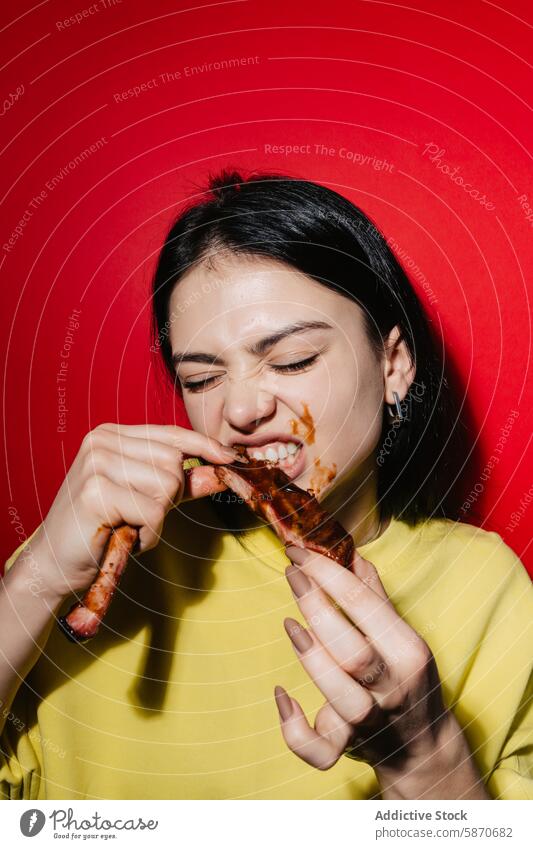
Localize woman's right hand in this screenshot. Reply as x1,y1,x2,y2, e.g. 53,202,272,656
31,423,238,601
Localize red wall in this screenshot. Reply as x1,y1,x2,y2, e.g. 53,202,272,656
2,0,532,574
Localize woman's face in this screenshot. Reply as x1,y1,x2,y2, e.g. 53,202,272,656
169,253,386,501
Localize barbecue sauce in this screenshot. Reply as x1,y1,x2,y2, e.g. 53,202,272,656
288,402,336,496
289,402,315,445
308,458,337,497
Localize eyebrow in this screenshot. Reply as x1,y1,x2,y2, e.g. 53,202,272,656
172,320,333,368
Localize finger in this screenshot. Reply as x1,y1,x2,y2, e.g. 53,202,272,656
283,616,377,727
85,430,183,476
82,448,180,508
313,699,355,754
274,686,341,770
352,550,389,602
85,430,229,502
285,545,414,665
182,465,228,501
79,475,166,553
285,564,390,690
99,424,239,464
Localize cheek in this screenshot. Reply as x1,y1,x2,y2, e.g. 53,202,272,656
182,393,220,436
269,358,383,442
318,364,384,455
265,368,332,431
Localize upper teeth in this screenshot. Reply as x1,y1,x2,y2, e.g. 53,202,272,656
248,441,300,462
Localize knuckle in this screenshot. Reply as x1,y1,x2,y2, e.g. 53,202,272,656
80,474,107,505
348,694,375,725
158,468,179,490
138,527,159,552
166,472,182,499
284,729,308,754
140,536,158,553
377,685,404,711
343,646,375,678
81,431,94,451
155,476,180,509
81,447,107,477
316,757,336,771
406,640,432,677
152,469,181,502
148,502,165,527
357,659,388,687
81,430,104,455
161,446,180,470
411,638,431,666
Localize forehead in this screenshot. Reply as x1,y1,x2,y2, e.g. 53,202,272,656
168,254,352,353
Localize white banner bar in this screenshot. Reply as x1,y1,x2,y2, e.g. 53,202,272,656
2,799,532,848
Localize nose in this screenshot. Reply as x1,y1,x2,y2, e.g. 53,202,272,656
222,376,276,432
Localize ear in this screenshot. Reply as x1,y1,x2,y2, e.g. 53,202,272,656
382,325,416,405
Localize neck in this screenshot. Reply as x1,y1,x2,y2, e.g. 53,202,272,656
320,454,387,547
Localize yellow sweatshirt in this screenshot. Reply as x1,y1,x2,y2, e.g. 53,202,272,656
1,498,532,800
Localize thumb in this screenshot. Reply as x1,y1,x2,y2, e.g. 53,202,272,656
182,464,228,501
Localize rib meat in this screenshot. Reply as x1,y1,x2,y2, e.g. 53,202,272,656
58,525,139,643
214,452,354,568
58,451,353,645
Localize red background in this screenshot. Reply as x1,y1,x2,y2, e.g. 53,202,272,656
1,0,532,574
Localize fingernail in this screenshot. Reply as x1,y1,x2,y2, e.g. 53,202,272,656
274,685,293,721
284,617,313,653
220,446,238,459
285,563,312,597
285,544,307,562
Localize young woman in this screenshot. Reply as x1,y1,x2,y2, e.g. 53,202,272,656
1,171,531,801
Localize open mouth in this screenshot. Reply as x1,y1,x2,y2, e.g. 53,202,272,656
242,440,305,478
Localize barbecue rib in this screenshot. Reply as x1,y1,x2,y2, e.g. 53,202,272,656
214,450,354,568
58,456,202,643
58,525,139,643
58,450,353,644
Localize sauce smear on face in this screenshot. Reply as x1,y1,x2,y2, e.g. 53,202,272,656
288,402,336,495
289,402,315,445
309,458,337,497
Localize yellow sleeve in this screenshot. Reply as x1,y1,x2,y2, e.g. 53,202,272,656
2,529,40,576
1,528,44,800
463,533,533,801
487,670,533,800
0,707,43,800
437,526,533,801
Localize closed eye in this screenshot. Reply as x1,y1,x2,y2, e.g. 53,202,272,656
182,353,320,392
271,353,319,374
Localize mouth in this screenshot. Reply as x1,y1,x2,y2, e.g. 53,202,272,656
236,439,306,480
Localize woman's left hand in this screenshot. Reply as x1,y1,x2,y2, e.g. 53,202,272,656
274,544,490,799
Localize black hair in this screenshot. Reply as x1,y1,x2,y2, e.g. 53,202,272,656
152,168,463,529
